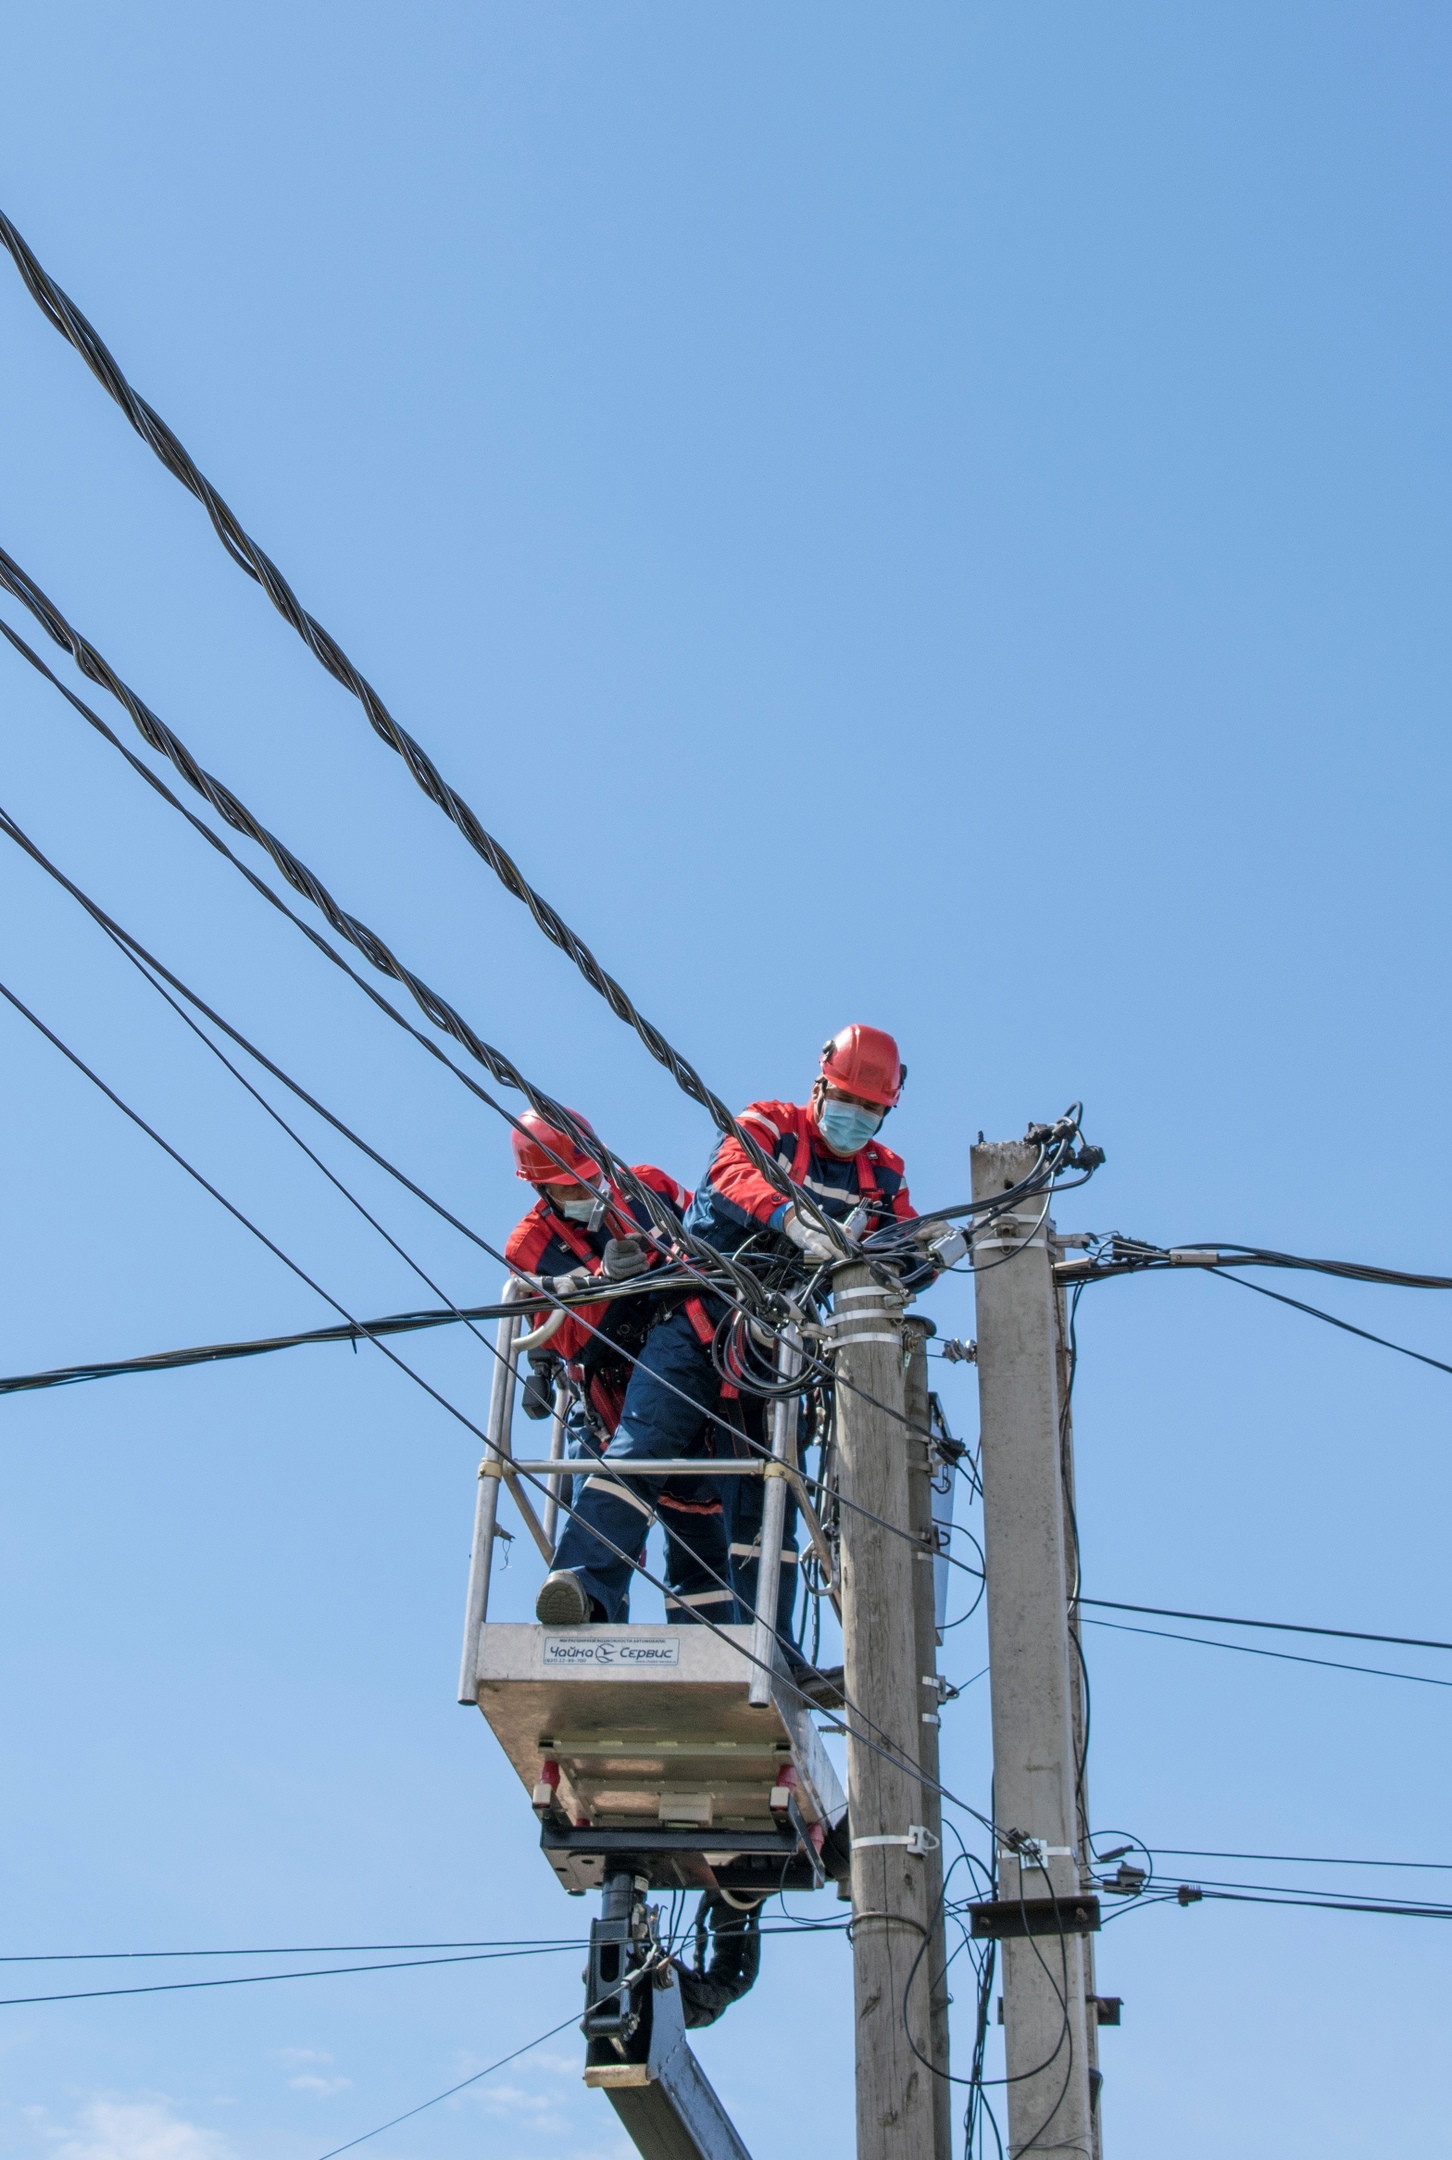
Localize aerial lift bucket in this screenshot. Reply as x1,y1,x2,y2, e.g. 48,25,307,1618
457,1283,848,2157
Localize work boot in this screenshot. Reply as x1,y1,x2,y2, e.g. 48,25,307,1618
535,1569,594,1625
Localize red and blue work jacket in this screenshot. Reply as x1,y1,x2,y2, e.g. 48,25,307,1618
684,1099,917,1258
504,1165,689,1431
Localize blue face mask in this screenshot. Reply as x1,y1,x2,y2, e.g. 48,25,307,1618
818,1100,883,1156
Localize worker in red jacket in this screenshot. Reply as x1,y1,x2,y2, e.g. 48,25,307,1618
536,1026,922,1635
504,1108,689,1442
505,1109,711,1621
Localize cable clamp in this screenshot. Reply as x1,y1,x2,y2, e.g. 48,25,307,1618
478,1456,505,1480
761,1461,791,1480
1000,1838,1072,1865
852,1825,940,1857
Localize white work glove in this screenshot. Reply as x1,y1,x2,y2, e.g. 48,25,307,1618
601,1235,651,1282
781,1206,840,1265
543,1265,596,1298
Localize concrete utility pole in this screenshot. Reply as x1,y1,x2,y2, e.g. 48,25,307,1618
834,1262,934,2160
905,1319,952,2160
971,1141,1100,2159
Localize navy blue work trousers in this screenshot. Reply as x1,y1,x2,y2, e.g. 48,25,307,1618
551,1306,734,1624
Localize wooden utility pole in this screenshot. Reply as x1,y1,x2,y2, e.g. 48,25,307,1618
834,1262,934,2159
971,1142,1100,2158
905,1318,952,2160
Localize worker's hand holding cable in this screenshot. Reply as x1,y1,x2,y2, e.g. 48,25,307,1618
600,1235,651,1281
780,1207,841,1265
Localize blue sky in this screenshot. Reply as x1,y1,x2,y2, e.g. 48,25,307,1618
2,4,1451,2155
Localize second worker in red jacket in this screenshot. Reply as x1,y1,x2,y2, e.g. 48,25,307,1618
537,1025,920,1638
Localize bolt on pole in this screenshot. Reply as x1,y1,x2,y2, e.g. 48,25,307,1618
834,1262,934,2160
971,1142,1100,2158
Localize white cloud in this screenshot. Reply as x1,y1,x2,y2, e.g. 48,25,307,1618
474,2082,565,2132
479,2082,554,2114
278,2048,332,2065
286,2076,352,2098
50,2100,233,2160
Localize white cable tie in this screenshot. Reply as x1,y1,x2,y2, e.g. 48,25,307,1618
851,1825,940,1856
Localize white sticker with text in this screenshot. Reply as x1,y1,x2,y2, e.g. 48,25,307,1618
542,1633,681,1669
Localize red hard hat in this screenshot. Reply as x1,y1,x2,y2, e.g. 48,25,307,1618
511,1108,602,1186
819,1024,905,1109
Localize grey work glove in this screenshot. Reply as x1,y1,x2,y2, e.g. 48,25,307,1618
781,1206,840,1265
601,1235,651,1282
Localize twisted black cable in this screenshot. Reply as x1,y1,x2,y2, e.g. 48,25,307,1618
0,589,1037,1468
1080,1234,1452,1295
0,1294,684,1396
0,647,975,1515
0,969,990,1828
0,556,769,1301
0,786,988,1604
0,209,850,1249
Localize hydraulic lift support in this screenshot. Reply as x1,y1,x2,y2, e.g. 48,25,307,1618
582,1868,752,2160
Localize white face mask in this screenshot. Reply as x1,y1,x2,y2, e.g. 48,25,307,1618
555,1189,603,1225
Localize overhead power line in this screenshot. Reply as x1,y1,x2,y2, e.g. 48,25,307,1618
1080,1615,1452,1691
1148,1847,1452,1874
0,794,980,1602
1195,1888,1452,1923
0,798,993,1650
0,978,991,1843
1065,1235,1452,1378
1068,1236,1452,1294
0,1941,586,2009
0,1936,584,1964
0,558,741,1275
0,207,854,1249
0,607,1085,1499
0,569,834,1301
0,1290,678,1396
1079,1596,1452,1656
1207,1267,1452,1379
312,2004,593,2160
